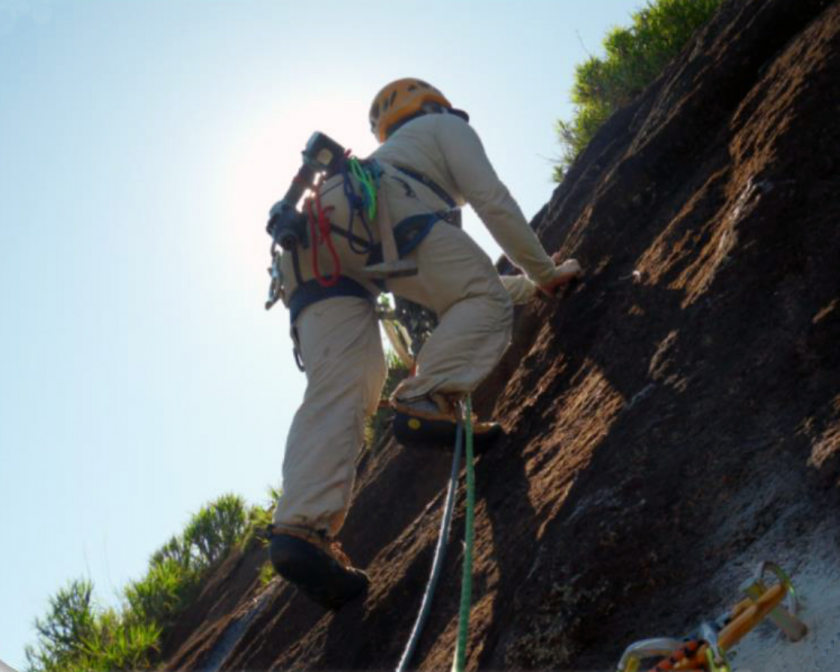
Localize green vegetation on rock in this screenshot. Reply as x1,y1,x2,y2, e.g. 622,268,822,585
25,493,264,672
555,0,722,181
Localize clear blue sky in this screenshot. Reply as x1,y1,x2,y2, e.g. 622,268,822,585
0,0,645,667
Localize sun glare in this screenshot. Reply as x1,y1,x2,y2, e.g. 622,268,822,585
223,91,377,277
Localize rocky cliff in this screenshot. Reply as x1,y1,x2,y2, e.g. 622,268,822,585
158,0,840,668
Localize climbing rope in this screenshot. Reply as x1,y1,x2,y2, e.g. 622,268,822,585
395,414,464,672
643,639,703,672
395,396,477,672
453,398,475,672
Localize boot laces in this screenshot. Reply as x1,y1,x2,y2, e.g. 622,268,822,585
271,525,353,568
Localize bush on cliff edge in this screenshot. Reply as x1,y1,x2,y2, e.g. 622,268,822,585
555,0,722,181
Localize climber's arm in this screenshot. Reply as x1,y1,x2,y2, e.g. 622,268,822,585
435,114,558,287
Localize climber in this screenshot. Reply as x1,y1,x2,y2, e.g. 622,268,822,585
267,78,583,610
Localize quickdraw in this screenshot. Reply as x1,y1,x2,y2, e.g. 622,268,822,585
341,157,378,255
348,157,380,223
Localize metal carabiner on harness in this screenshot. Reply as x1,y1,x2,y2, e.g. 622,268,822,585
290,325,305,372
265,243,285,311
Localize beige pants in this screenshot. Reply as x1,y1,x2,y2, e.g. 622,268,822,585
273,223,513,536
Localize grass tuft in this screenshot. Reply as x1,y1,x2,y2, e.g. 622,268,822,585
25,493,259,672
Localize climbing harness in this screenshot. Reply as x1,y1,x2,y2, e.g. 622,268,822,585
264,130,463,371
265,131,460,298
394,165,458,211
615,561,808,672
396,398,476,672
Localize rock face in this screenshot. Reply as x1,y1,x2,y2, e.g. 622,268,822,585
160,0,840,669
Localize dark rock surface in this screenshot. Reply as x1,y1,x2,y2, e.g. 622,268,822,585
159,1,840,669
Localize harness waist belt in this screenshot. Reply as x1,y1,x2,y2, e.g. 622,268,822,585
289,277,375,324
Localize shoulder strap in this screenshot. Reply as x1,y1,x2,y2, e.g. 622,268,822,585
393,166,457,209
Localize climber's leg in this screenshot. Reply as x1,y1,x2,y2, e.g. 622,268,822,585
387,223,512,445
271,296,386,608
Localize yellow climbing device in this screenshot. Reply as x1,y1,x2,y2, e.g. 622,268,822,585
616,561,808,672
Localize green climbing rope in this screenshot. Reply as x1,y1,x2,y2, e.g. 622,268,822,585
453,396,475,672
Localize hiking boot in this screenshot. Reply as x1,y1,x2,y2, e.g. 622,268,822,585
269,527,369,610
391,396,503,449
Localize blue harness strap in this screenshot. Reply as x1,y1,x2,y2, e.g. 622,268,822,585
394,166,457,208
366,214,441,267
365,169,460,265
288,166,457,325
289,276,375,324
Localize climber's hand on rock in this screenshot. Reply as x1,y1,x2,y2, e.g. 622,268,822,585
538,257,583,297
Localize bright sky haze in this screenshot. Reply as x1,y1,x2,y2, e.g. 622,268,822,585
1,0,646,667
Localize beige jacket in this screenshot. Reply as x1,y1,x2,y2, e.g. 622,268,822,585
278,112,551,306
370,112,557,287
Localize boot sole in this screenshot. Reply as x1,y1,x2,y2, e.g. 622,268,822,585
269,534,369,610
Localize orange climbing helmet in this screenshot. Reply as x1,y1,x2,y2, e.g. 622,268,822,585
369,78,453,143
